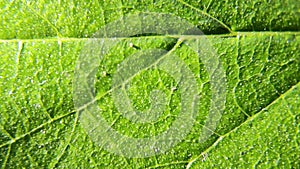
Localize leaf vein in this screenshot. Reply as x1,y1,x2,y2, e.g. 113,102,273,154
49,112,79,168
21,0,62,38
175,0,233,33
186,81,300,167
0,111,75,149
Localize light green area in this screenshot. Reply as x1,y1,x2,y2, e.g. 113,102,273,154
190,82,300,168
0,0,299,168
0,33,299,168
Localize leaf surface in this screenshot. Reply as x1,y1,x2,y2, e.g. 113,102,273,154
0,0,299,168
1,0,299,38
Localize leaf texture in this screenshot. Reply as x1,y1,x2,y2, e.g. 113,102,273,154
0,0,299,168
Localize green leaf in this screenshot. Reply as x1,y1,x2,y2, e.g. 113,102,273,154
189,82,300,168
1,0,299,38
0,1,299,168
